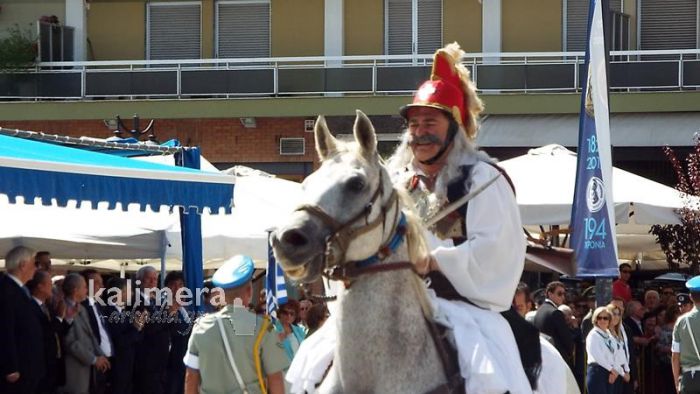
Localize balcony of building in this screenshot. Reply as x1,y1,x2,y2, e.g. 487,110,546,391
1,49,698,101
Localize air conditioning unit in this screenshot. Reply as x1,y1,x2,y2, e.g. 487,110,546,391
304,119,315,132
279,138,305,155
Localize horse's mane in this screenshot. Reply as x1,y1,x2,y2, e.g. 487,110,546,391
393,186,436,318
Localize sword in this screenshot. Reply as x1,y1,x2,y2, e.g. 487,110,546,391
424,172,502,227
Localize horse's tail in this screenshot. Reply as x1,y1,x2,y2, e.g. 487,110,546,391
501,308,542,390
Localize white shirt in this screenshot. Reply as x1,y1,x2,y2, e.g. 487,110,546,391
88,297,113,357
423,159,526,311
586,327,616,371
612,333,630,374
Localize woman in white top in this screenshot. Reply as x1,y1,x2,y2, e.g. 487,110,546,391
586,306,618,394
607,304,631,393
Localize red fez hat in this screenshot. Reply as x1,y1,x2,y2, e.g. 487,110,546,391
400,46,469,127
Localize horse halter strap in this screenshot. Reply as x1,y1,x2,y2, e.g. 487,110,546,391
294,171,404,281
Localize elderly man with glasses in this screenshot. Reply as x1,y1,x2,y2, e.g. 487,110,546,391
534,281,575,369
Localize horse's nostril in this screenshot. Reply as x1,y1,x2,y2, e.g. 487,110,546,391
281,229,308,247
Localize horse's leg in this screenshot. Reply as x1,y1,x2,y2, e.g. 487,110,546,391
317,364,342,394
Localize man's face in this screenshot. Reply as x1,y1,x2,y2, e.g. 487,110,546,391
645,291,660,308
75,277,88,302
168,279,184,294
513,292,529,317
299,300,312,321
548,286,566,306
37,254,52,272
619,266,631,282
141,270,158,289
406,107,451,164
633,303,646,319
681,303,693,314
37,275,53,300
87,273,104,293
20,256,37,283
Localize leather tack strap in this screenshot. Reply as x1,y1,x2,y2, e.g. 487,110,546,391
326,261,415,282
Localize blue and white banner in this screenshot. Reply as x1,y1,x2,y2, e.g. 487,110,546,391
266,233,288,319
572,0,619,277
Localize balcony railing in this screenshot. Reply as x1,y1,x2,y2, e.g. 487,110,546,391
0,49,698,100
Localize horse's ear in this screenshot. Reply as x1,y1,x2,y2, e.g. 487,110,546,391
353,110,377,158
314,115,337,160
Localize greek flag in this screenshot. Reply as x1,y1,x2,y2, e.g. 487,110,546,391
266,233,288,319
571,0,619,277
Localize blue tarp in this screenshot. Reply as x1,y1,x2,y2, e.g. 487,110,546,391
0,134,234,213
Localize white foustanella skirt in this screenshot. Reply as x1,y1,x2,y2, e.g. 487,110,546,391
285,287,540,394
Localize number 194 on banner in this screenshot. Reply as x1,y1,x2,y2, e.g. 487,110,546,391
583,217,607,249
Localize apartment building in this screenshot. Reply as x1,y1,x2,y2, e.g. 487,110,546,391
0,0,698,182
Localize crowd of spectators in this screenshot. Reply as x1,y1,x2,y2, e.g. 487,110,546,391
515,262,691,394
0,246,329,394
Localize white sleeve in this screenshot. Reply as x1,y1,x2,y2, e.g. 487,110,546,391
615,339,629,374
432,163,525,311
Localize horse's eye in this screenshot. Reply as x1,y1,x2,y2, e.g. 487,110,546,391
346,177,365,192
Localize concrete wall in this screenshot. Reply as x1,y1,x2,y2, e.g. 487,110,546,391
87,1,144,60
444,0,482,52
344,0,383,55
271,0,325,56
502,0,561,52
0,0,64,40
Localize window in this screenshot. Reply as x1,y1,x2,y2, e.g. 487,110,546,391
564,0,625,51
147,2,201,60
385,0,442,56
639,0,698,50
216,0,271,58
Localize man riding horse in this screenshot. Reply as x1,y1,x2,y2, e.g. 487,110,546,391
280,43,575,394
385,42,541,393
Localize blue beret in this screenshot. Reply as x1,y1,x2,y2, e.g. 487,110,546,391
212,255,255,289
686,275,700,292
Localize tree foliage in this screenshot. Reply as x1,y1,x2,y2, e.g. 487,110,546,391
0,24,37,71
650,138,700,274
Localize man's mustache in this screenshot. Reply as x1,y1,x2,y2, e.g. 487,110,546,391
408,134,443,146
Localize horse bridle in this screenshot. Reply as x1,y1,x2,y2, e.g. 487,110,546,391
294,171,405,281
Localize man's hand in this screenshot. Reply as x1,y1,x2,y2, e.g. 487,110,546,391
623,373,631,383
5,372,20,383
94,356,111,372
416,254,439,275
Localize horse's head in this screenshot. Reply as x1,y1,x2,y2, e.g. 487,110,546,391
271,110,397,283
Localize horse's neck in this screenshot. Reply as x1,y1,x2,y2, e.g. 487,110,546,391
334,243,443,390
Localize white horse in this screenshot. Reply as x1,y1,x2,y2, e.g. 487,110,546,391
271,111,578,394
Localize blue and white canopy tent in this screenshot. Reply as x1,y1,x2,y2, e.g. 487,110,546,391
0,128,235,309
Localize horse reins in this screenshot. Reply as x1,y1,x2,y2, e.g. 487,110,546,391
294,171,414,284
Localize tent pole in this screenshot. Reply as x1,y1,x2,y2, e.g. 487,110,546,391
160,230,168,288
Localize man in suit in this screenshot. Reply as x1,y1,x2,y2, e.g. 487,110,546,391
164,271,192,394
0,245,45,394
80,270,113,394
534,281,574,368
133,266,178,394
28,270,69,394
62,273,111,394
103,277,145,394
624,300,650,393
